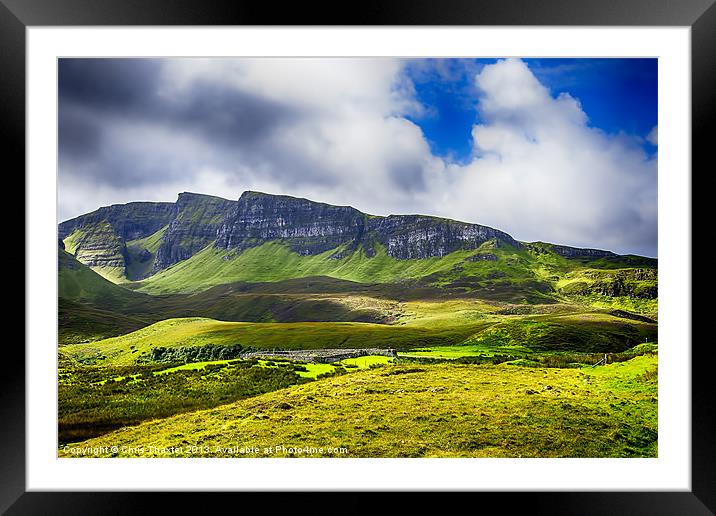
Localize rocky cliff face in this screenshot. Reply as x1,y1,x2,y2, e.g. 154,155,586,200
545,244,616,259
215,191,520,259
58,201,175,241
559,268,658,299
366,215,520,259
59,201,175,281
61,190,629,283
215,192,366,256
59,194,239,278
153,193,237,272
61,220,127,279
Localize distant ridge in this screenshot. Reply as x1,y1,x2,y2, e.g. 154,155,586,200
59,190,647,285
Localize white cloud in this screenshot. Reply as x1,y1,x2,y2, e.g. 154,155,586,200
647,125,658,146
59,58,657,256
433,59,657,256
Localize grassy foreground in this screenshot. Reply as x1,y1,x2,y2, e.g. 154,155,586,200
58,355,395,443
60,354,657,458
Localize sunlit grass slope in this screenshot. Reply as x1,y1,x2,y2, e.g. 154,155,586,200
134,240,596,295
62,309,656,367
135,242,481,294
131,241,657,315
61,317,485,366
61,354,658,458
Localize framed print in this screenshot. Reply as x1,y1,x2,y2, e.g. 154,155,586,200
5,0,713,513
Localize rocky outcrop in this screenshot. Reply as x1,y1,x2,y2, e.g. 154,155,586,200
152,193,237,272
589,268,658,299
60,190,630,280
545,244,616,260
215,191,520,260
215,191,366,256
59,201,175,281
466,252,498,262
58,201,174,241
59,194,238,278
366,215,519,259
61,220,127,275
559,269,658,299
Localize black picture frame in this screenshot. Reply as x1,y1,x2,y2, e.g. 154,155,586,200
5,0,712,513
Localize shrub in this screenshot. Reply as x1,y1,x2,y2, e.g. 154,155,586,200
139,343,244,364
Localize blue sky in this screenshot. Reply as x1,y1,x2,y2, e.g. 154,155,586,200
405,58,657,164
59,58,658,256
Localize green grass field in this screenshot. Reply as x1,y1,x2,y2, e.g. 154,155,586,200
60,353,657,458
134,242,477,294
132,240,626,297
399,345,528,359
60,317,491,366
60,310,656,367
58,359,309,443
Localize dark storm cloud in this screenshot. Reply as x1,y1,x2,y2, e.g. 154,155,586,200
59,58,163,110
58,59,419,201
67,151,197,189
59,59,302,189
58,105,102,159
59,59,298,144
59,59,175,188
170,80,299,146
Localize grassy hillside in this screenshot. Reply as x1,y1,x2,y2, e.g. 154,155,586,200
61,309,656,367
59,242,658,354
135,240,565,295
134,242,478,293
58,299,155,346
157,289,405,325
132,241,657,311
124,225,167,280
462,313,656,353
59,248,467,340
60,354,658,458
60,317,488,366
59,249,150,309
58,249,167,344
59,249,410,344
556,267,658,318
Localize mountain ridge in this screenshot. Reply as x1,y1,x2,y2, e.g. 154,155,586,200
60,190,642,285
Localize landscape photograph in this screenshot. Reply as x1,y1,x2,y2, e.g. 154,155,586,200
57,57,658,458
